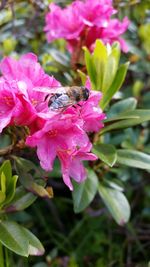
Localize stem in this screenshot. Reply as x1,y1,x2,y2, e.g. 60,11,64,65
0,242,4,267
4,247,9,267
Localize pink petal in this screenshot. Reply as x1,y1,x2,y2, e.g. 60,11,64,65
37,138,57,171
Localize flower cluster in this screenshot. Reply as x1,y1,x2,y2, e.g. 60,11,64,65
44,0,129,52
0,53,105,190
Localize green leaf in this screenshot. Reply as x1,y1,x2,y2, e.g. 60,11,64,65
101,109,150,134
92,144,117,167
0,160,12,187
102,42,120,93
21,228,45,256
1,172,6,193
0,221,29,257
0,161,18,207
72,168,98,213
0,221,44,257
98,183,130,225
49,49,70,67
29,181,53,198
14,157,43,178
105,109,150,123
77,70,87,85
83,46,97,89
117,149,150,170
0,134,11,149
14,157,52,198
106,180,124,192
0,191,6,204
101,119,143,134
107,97,137,118
3,175,18,206
93,40,107,90
5,186,37,212
19,172,50,198
100,62,129,109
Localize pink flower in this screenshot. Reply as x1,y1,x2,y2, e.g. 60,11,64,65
26,115,89,172
80,91,106,132
44,0,129,52
45,2,84,42
0,80,18,133
0,53,52,88
26,83,105,190
57,143,97,190
100,17,130,52
78,0,116,28
0,79,37,132
0,53,60,128
0,53,60,114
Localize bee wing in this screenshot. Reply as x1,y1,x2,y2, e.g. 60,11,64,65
33,86,67,94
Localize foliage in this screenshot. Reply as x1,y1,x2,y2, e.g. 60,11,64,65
0,0,150,266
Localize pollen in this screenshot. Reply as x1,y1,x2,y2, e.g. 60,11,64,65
58,148,73,156
3,96,13,106
31,98,38,106
48,129,58,137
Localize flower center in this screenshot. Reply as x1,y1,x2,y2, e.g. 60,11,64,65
31,98,38,106
3,96,13,106
48,129,58,137
58,148,72,155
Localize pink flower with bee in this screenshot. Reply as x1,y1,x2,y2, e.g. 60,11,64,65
26,80,105,190
0,53,105,190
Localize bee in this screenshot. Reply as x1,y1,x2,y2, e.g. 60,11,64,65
34,86,89,110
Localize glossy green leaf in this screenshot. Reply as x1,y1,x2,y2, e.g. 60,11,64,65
19,172,50,198
0,191,6,204
93,40,107,90
2,175,18,206
101,109,150,134
77,70,87,85
72,168,98,213
5,186,37,212
0,161,18,207
1,172,6,193
0,221,29,257
92,144,117,167
100,62,129,109
105,109,150,123
0,221,44,257
0,160,12,187
101,119,145,134
21,228,45,256
14,157,52,198
14,157,43,178
117,149,150,169
0,172,6,205
102,42,120,92
49,49,70,67
107,97,137,118
83,46,97,89
98,183,130,225
106,180,124,192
